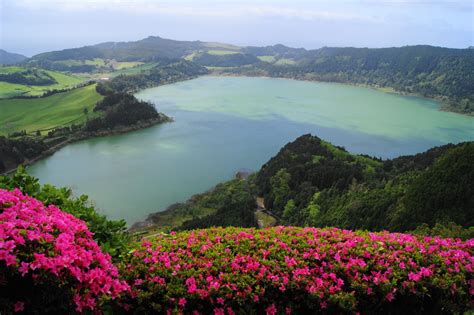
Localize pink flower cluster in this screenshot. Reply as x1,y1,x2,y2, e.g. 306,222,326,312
122,226,474,313
0,189,129,312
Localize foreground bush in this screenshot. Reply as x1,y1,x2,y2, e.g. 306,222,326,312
0,189,129,313
0,167,129,260
121,226,473,314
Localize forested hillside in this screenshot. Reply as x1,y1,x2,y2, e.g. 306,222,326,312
256,135,473,231
0,137,47,173
136,135,474,237
226,46,474,114
96,59,208,93
0,49,27,65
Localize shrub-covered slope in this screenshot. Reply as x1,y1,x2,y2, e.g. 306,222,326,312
0,188,128,313
0,167,129,259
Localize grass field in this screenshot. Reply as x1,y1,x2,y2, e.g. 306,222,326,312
102,62,158,78
0,66,85,99
55,59,144,70
257,55,276,63
204,42,241,51
55,58,106,67
275,58,296,65
0,84,103,135
207,50,240,55
113,61,144,70
184,52,198,61
0,66,25,74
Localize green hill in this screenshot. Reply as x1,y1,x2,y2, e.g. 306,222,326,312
0,49,27,65
255,135,473,231
135,135,474,236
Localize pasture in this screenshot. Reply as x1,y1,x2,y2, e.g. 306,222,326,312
0,84,102,135
0,66,85,98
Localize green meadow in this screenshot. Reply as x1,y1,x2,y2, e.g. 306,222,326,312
206,50,240,55
0,66,85,98
0,84,102,135
203,42,241,50
52,58,145,71
257,55,276,63
274,58,296,65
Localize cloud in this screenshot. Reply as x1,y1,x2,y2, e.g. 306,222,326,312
11,0,383,23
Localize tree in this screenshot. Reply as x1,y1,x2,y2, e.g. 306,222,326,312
269,169,291,212
282,199,297,222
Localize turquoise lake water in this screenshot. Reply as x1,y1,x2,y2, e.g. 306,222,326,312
28,76,474,224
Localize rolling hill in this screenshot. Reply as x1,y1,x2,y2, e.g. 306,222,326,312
0,49,27,65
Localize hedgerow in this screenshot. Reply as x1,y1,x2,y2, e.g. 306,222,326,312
0,167,129,260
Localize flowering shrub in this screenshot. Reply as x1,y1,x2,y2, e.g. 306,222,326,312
0,167,129,260
0,189,129,313
121,226,473,314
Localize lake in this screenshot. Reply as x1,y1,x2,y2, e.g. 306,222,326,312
28,76,474,224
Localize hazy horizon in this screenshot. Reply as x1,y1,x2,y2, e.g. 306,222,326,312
1,0,473,57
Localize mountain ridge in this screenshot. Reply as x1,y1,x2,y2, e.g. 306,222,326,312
0,49,27,65
22,36,473,115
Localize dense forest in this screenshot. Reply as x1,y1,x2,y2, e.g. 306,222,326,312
137,135,474,238
255,135,473,231
96,59,208,93
0,137,48,173
84,92,170,132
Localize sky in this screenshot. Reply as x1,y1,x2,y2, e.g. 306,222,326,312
1,0,473,56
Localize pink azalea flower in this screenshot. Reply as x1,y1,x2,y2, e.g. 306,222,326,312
13,301,25,312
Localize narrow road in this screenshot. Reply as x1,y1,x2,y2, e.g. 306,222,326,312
255,197,280,228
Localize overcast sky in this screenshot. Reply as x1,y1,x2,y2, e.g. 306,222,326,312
1,0,473,56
